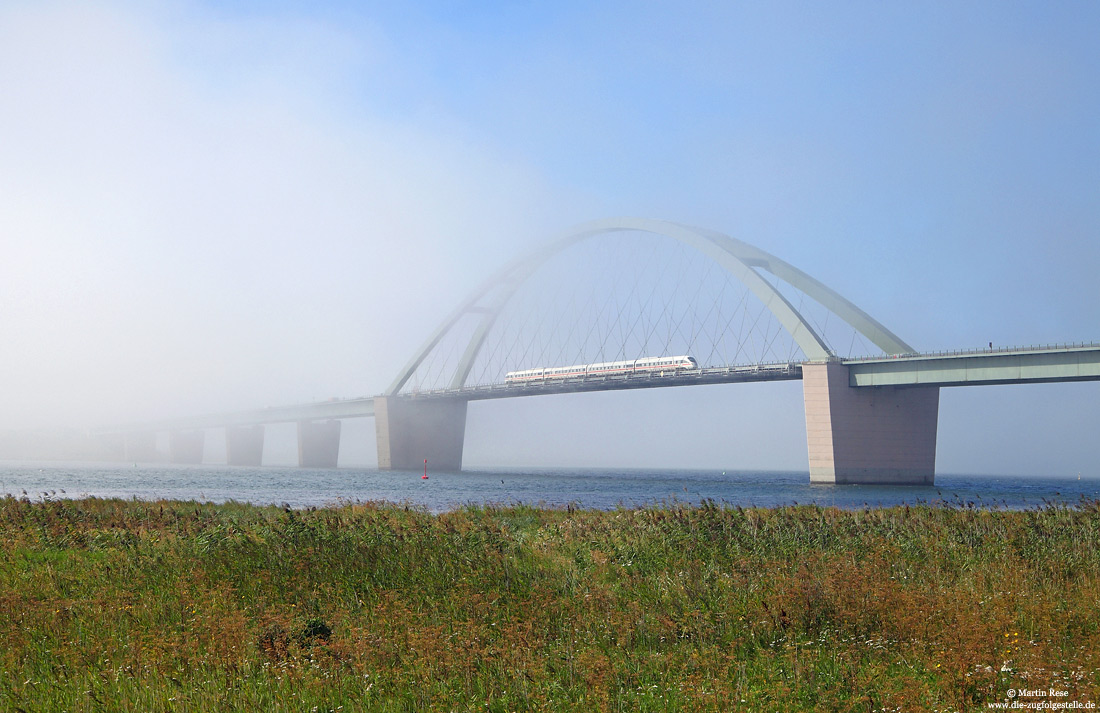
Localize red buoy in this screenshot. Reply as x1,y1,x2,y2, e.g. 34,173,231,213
422,458,429,479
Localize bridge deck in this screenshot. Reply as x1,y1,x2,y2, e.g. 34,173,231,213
844,343,1100,387
409,363,803,401
102,344,1100,434
114,397,380,433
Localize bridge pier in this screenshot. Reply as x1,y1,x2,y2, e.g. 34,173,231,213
375,396,467,472
226,425,265,466
298,420,341,468
803,361,939,485
123,431,158,463
98,434,126,461
169,430,204,464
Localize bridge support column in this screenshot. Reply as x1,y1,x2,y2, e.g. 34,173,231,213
98,434,126,461
124,431,158,463
297,420,341,468
375,396,467,472
226,425,265,466
169,430,204,464
803,361,939,485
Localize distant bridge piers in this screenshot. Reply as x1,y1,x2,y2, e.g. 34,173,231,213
124,431,157,463
375,395,467,472
297,420,342,468
97,433,126,461
101,344,1100,482
226,424,265,466
168,430,205,465
804,361,939,485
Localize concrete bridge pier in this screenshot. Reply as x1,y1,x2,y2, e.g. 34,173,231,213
374,396,467,472
803,361,939,485
226,425,265,466
98,434,126,461
297,420,341,468
123,431,158,463
169,430,205,464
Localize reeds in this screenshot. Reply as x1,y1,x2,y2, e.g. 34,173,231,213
1,496,1097,711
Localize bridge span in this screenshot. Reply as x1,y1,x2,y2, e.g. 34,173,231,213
106,343,1100,482
96,218,1100,485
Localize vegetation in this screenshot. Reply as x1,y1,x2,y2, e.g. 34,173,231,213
1,495,1098,712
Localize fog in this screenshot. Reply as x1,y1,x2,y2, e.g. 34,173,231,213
2,1,1099,476
0,2,565,426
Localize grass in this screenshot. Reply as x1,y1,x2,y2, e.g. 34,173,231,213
0,495,1098,711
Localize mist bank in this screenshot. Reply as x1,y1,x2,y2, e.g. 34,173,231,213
0,429,115,462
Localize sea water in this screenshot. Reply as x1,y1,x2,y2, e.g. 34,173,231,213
1,461,1097,512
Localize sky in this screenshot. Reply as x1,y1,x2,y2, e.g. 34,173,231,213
1,0,1098,475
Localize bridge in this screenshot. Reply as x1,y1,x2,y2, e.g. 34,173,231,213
102,218,1100,485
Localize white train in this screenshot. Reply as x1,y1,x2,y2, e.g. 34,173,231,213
505,355,698,383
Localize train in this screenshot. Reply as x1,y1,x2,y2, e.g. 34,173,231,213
505,355,698,383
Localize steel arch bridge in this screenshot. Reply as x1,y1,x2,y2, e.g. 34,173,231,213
388,217,914,398
371,217,938,483
119,217,1100,484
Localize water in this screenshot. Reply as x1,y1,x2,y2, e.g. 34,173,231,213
1,461,1097,512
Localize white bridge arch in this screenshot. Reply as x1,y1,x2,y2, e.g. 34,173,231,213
387,217,914,395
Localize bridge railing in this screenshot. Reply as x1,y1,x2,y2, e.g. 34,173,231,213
403,361,805,398
842,341,1100,363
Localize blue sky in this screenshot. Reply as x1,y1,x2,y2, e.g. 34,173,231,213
1,1,1098,475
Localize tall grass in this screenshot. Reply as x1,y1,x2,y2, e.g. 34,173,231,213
1,496,1097,711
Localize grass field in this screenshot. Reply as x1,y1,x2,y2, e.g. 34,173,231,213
1,495,1098,712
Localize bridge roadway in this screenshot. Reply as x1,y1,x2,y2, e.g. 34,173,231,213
846,343,1100,387
128,362,804,431
132,343,1100,433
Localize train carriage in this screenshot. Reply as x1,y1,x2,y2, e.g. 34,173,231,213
505,355,697,383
